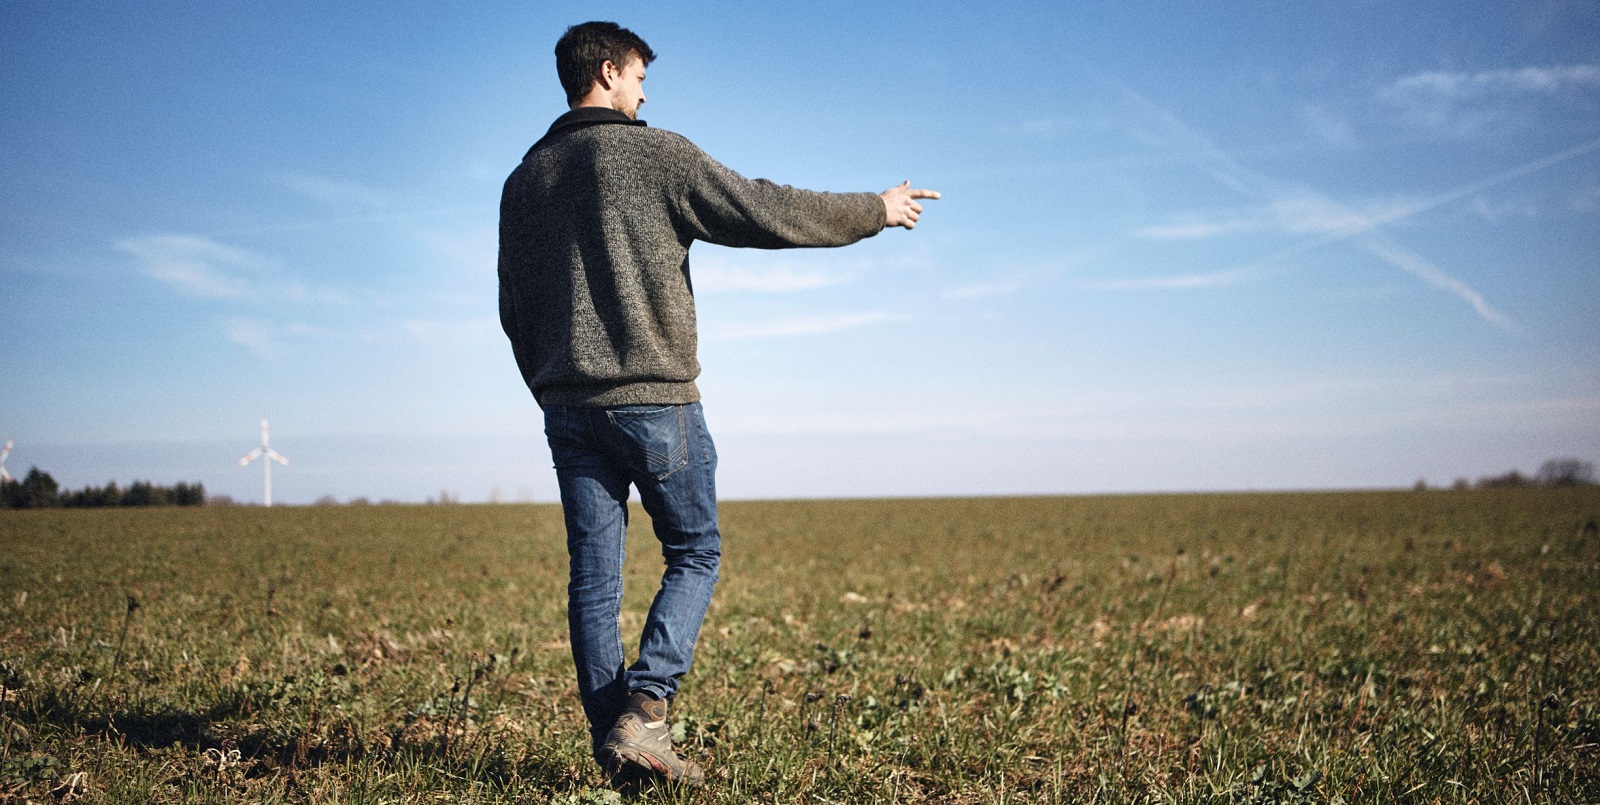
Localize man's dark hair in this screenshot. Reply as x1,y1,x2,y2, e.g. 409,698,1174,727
555,22,656,106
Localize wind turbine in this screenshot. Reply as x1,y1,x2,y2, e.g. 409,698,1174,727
238,418,289,506
0,440,13,482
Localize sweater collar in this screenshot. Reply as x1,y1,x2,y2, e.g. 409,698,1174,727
526,107,647,158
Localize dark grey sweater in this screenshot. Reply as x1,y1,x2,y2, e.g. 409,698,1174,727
498,108,886,407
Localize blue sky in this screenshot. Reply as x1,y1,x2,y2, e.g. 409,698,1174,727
3,1,1597,503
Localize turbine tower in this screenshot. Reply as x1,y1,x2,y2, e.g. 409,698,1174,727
0,440,13,482
238,418,289,506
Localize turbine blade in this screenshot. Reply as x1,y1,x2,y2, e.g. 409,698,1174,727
240,447,264,466
0,439,11,463
0,467,11,482
266,448,289,466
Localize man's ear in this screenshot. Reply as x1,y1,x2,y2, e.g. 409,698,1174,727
596,59,618,90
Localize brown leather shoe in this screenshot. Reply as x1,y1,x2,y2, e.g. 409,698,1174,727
600,691,704,787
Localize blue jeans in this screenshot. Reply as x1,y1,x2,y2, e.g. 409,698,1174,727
542,401,721,755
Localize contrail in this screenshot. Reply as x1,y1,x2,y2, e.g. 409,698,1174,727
1112,87,1600,329
1342,136,1600,232
1361,239,1515,330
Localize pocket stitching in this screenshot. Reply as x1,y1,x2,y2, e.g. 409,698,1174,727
606,405,689,480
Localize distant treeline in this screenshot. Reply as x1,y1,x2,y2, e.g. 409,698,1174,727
1422,457,1596,491
1,467,205,509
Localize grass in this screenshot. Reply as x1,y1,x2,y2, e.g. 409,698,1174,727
1,488,1597,802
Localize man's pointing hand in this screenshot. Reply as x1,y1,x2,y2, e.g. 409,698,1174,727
880,181,941,229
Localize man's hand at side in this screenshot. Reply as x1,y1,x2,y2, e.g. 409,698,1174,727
880,181,941,229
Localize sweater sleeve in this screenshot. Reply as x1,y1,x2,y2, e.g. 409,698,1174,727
669,138,887,249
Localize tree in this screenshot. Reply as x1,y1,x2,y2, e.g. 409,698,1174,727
1476,470,1531,489
172,482,205,506
16,468,59,508
1536,458,1595,487
53,478,207,508
123,481,154,507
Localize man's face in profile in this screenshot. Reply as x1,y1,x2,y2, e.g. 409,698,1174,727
609,54,647,119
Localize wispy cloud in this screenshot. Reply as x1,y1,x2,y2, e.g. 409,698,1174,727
117,235,272,299
421,226,496,277
1379,64,1600,137
205,206,491,239
1572,182,1600,213
1135,198,1415,241
1084,270,1253,291
941,281,1023,300
225,314,473,358
401,316,499,346
715,407,988,436
690,256,850,293
716,371,1561,439
275,172,387,211
1386,65,1600,99
224,318,277,356
1134,219,1256,241
120,234,351,304
1103,89,1600,328
990,117,1082,139
1119,92,1263,196
1470,196,1537,222
1297,104,1357,148
223,317,321,358
706,311,893,340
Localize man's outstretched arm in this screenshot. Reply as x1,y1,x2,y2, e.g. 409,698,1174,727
880,181,941,230
671,139,942,249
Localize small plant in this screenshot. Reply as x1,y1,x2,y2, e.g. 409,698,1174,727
111,594,140,674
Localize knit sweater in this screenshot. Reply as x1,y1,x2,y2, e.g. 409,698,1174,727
498,107,887,408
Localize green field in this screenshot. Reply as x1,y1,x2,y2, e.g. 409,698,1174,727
2,489,1597,802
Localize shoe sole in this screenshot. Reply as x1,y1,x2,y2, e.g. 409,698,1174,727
603,743,704,787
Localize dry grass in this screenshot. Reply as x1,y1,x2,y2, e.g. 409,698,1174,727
1,488,1597,802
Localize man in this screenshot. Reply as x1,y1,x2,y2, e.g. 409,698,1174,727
497,21,938,787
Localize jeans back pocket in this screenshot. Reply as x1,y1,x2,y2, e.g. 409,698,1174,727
605,405,690,481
